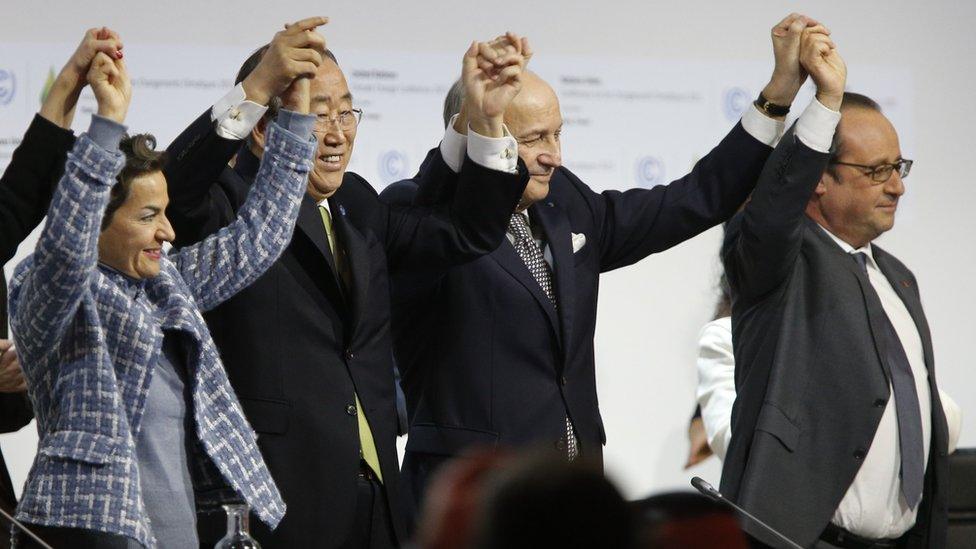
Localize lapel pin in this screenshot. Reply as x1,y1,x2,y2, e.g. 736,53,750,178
901,280,911,288
339,204,347,216
547,201,554,208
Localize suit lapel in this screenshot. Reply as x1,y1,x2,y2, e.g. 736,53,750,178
330,197,371,335
808,222,893,383
491,238,561,347
532,201,575,353
295,196,347,306
873,251,936,376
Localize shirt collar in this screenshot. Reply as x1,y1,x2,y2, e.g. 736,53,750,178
317,197,331,214
817,223,877,269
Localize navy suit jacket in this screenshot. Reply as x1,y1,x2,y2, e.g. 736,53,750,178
382,122,773,512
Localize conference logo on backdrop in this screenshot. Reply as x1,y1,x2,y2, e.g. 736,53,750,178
0,69,16,106
378,150,409,183
723,87,752,121
635,156,665,188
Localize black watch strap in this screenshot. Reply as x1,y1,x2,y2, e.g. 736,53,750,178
754,92,791,117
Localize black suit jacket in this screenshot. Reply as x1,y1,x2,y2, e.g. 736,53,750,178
0,115,76,525
382,123,772,512
165,113,526,547
720,128,949,548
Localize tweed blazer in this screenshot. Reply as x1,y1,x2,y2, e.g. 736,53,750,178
8,121,314,548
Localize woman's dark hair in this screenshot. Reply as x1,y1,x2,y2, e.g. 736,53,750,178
712,271,732,320
101,133,168,230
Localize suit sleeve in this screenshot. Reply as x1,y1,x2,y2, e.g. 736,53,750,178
0,393,32,433
722,125,831,303
594,123,772,272
164,110,244,247
382,152,528,275
0,115,75,264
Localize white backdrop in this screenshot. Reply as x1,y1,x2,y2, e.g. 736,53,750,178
0,0,973,500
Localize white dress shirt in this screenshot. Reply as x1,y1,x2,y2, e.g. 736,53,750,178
695,316,735,460
819,227,935,539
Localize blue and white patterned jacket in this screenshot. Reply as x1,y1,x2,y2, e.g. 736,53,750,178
8,120,315,547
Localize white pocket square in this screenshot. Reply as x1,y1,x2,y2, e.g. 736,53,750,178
571,233,586,253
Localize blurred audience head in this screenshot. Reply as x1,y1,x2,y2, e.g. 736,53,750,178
631,491,747,549
470,453,632,549
416,450,513,549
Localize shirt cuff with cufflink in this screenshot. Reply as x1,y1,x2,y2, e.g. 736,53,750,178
211,83,269,140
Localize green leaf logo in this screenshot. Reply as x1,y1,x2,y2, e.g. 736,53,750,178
39,67,56,105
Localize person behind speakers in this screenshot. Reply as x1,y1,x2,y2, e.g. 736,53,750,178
721,26,954,548
8,46,318,548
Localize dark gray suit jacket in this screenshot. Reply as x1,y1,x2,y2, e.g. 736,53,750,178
720,127,949,548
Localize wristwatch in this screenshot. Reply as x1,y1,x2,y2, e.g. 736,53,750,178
754,92,790,117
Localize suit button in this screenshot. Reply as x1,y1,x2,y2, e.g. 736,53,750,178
560,376,568,386
853,449,866,461
345,349,355,361
346,404,357,417
873,398,887,408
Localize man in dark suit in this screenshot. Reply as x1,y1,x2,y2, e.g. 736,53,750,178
164,23,530,548
720,28,949,548
0,29,125,547
381,14,821,517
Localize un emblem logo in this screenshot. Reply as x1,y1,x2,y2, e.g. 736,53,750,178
635,156,665,188
378,150,408,183
723,87,751,121
0,69,16,106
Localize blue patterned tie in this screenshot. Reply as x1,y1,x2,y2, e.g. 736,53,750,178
508,213,578,461
853,252,925,509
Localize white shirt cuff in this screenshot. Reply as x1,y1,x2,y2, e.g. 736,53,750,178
741,104,786,147
211,83,269,140
439,114,467,173
940,389,962,454
795,98,842,153
466,125,518,174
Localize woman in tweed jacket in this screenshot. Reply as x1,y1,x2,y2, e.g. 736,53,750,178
8,49,317,548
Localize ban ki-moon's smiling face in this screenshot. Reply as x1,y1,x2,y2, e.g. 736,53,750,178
306,58,359,201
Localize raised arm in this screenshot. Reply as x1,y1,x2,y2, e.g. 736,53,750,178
173,76,316,311
9,53,130,357
385,34,529,273
0,28,122,263
724,25,846,302
594,14,825,272
165,17,328,246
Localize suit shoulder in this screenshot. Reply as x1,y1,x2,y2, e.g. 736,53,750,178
378,178,419,206
344,172,379,198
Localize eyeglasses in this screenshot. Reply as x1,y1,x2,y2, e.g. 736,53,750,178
313,109,363,133
829,158,913,184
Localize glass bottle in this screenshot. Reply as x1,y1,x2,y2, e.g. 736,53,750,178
214,503,261,549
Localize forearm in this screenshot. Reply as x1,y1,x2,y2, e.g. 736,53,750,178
9,121,125,352
174,113,315,310
0,115,76,263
